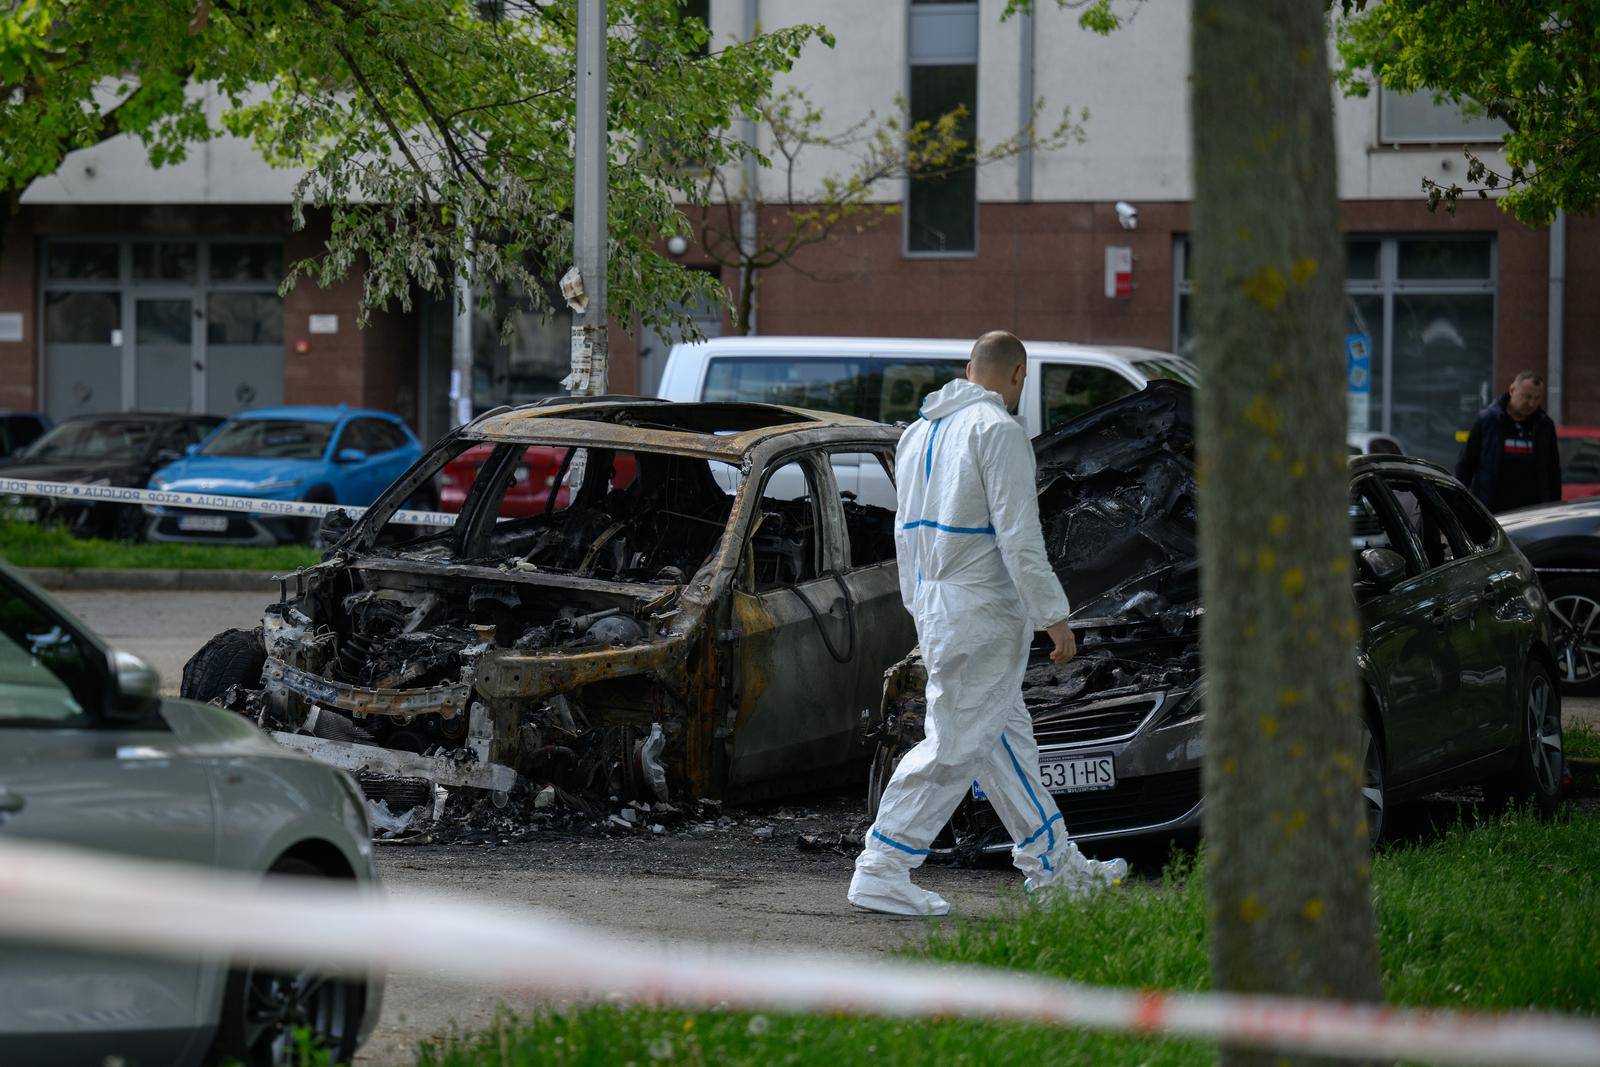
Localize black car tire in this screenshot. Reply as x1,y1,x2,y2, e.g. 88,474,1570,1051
182,628,267,703
208,856,366,1067
1541,575,1600,694
1359,717,1386,848
866,742,896,822
1484,660,1565,819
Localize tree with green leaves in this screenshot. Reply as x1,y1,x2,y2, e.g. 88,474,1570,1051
1335,0,1600,224
694,87,1084,335
1192,1,1384,1061
0,0,821,337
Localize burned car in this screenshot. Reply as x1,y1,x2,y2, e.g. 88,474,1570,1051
183,399,916,808
868,381,1564,850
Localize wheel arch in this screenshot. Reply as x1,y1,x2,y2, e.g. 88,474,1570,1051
302,483,337,504
271,836,358,880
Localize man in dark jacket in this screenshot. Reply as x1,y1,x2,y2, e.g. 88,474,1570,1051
1455,371,1562,513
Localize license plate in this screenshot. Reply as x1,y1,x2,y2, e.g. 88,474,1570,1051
178,513,229,532
1038,753,1116,794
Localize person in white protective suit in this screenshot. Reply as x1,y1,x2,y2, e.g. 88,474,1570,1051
849,331,1129,917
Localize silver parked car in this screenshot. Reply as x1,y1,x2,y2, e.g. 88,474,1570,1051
0,563,383,1066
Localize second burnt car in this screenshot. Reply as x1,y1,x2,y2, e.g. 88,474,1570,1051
182,398,914,805
868,382,1565,851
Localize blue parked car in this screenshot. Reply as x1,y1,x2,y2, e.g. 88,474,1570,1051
145,406,422,545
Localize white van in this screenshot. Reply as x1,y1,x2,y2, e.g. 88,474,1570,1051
657,335,1197,506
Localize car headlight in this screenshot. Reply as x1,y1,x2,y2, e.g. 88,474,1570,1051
255,478,301,492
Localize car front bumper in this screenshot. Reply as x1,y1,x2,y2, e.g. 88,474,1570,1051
143,507,305,546
963,686,1205,850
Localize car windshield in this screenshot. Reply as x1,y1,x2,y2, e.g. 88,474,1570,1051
1133,358,1201,387
21,419,155,462
201,419,334,459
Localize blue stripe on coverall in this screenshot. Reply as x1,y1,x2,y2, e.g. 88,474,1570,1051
871,829,930,856
1001,734,1057,872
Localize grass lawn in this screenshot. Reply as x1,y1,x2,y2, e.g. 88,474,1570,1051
418,809,1600,1067
1568,721,1600,760
0,519,319,571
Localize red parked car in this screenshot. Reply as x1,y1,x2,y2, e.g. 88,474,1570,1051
1558,426,1600,501
436,444,636,516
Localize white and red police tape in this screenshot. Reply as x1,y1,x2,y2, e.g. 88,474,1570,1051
1,836,1596,1065
0,476,456,527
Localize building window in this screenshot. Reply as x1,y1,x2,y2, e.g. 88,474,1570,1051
906,0,978,256
1379,88,1506,146
1174,234,1496,468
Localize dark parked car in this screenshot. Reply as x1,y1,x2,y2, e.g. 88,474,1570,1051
870,383,1565,851
0,561,383,1065
0,413,221,538
0,411,51,460
1498,497,1600,694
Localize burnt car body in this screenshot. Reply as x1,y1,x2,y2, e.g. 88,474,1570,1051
869,382,1564,851
183,398,915,804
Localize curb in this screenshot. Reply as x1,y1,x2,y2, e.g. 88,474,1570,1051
23,568,281,592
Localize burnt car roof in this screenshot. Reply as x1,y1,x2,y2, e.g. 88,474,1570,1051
464,400,894,459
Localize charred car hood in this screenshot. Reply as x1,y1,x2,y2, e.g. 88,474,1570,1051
1032,380,1197,630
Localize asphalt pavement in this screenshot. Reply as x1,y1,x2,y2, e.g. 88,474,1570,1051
55,588,267,694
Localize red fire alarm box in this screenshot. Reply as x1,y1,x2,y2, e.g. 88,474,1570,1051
1104,246,1133,298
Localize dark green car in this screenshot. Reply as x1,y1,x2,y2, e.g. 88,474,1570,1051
0,563,383,1066
1348,454,1565,836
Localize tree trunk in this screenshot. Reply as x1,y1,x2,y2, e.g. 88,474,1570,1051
732,260,757,336
1190,2,1383,1064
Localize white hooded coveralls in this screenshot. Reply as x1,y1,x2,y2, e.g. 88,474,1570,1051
855,379,1096,896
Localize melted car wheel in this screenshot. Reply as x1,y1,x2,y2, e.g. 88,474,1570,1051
182,628,267,703
1485,662,1565,818
210,857,365,1067
1359,719,1386,848
1543,577,1600,695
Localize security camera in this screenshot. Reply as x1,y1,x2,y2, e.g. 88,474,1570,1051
1115,201,1138,231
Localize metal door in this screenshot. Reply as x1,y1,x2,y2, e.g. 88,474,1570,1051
729,455,863,785
134,296,195,412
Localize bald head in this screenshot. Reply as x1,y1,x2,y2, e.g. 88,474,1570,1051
967,330,1028,412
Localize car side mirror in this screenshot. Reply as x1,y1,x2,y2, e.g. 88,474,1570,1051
336,447,367,464
1356,547,1408,591
184,443,199,456
108,649,161,721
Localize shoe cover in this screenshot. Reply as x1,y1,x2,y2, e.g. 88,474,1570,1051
848,868,951,917
1024,856,1129,901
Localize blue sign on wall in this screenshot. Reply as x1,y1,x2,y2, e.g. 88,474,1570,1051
1346,333,1371,395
